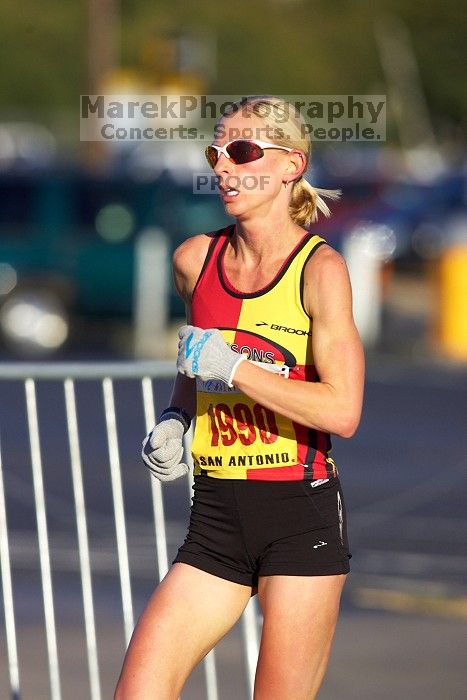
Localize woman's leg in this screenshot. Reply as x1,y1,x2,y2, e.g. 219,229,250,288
254,574,347,700
114,562,252,699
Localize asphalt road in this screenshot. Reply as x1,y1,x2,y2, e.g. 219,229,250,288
0,355,466,699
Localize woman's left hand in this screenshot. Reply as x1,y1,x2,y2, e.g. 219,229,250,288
176,325,246,387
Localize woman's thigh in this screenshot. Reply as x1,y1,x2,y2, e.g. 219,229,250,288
254,573,347,700
115,562,252,700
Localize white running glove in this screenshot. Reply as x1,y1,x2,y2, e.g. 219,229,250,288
142,415,188,482
177,325,246,387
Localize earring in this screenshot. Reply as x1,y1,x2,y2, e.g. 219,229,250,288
283,180,289,189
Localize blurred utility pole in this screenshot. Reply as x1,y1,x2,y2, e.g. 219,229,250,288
88,0,119,94
86,0,120,169
374,15,436,150
374,15,445,179
134,228,170,359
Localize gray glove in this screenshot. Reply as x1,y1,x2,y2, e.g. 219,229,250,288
177,325,246,387
142,418,188,482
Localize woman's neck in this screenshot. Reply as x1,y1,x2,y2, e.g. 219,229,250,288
231,217,305,264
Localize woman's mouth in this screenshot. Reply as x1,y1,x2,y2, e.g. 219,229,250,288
220,186,240,200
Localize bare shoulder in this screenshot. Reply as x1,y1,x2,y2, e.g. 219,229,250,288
173,233,212,274
306,243,349,282
173,233,214,303
303,243,353,319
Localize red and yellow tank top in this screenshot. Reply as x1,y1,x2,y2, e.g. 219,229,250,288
190,224,338,481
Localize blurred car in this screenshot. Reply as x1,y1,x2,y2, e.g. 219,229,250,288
0,167,227,356
314,157,467,266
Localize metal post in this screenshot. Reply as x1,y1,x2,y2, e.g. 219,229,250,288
343,226,384,347
102,377,134,645
64,379,101,700
25,379,62,700
241,599,260,698
183,424,219,700
141,376,169,579
0,433,21,699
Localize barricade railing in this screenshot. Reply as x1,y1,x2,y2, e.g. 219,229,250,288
0,362,259,700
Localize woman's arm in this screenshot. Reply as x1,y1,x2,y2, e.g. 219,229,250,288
168,373,197,418
168,234,213,418
232,246,365,437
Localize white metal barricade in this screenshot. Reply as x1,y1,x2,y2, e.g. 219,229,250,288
0,362,259,700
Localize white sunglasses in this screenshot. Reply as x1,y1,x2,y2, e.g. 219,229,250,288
205,139,294,168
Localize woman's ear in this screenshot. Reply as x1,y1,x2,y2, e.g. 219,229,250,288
284,150,307,181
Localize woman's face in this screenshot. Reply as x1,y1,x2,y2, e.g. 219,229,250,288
210,112,296,220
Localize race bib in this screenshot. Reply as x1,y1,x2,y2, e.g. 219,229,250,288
192,390,299,479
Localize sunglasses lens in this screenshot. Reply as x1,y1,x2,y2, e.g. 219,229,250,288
227,140,264,164
205,146,218,168
205,140,265,168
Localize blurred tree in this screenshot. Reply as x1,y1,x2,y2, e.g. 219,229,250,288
387,0,466,129
0,0,464,140
0,0,85,118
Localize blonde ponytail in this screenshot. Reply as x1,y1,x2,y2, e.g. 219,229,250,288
289,179,341,227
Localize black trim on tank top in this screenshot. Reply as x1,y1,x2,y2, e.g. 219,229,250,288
303,429,332,479
303,428,318,479
191,226,234,301
217,229,317,299
299,240,327,319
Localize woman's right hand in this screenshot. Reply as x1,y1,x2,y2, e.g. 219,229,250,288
141,419,188,482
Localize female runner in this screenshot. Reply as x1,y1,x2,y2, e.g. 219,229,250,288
115,95,365,699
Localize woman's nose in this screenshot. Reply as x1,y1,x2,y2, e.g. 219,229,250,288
213,152,234,174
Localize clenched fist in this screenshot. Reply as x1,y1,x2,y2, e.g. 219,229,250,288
176,325,246,387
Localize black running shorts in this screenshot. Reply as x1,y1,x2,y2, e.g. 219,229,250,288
173,475,351,586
